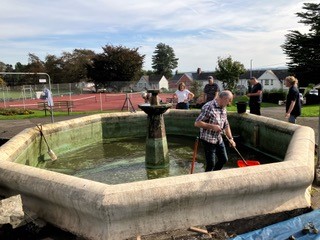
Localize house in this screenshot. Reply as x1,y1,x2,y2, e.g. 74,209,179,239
134,75,168,91
191,71,224,90
258,70,287,91
170,68,289,94
169,73,184,90
169,73,193,90
169,68,223,91
238,69,289,93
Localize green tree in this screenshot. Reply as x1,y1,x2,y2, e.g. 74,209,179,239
22,53,46,84
44,54,63,84
0,61,6,72
59,49,95,83
281,3,320,86
190,80,203,103
15,62,26,72
87,45,145,91
0,77,6,86
141,69,155,76
0,63,15,86
152,43,178,78
215,56,246,93
26,53,45,73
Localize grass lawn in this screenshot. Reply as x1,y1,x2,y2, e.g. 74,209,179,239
227,103,319,117
301,105,320,117
0,104,318,120
0,109,103,120
227,101,277,112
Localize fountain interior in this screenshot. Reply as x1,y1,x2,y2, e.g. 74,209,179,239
44,135,274,184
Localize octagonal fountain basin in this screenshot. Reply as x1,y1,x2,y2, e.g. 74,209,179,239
0,110,315,240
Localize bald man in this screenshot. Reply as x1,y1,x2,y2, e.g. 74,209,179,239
194,90,236,171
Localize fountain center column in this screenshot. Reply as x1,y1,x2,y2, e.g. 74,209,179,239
138,90,172,169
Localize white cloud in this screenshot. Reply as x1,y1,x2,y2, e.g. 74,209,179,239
0,0,317,71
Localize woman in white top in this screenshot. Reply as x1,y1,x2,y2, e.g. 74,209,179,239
173,82,194,109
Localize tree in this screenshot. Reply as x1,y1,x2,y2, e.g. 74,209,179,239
23,53,46,84
59,49,95,83
87,45,145,91
0,61,6,72
190,80,203,103
26,53,45,73
44,54,63,84
15,62,26,72
152,43,178,78
214,56,246,93
281,3,320,86
0,77,6,87
141,69,155,76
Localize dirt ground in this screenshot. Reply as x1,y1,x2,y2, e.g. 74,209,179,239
0,106,319,239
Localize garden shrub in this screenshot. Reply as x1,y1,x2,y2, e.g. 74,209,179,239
262,90,286,104
0,108,34,116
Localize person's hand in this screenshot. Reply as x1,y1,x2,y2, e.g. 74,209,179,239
229,138,236,148
285,113,290,118
212,124,222,132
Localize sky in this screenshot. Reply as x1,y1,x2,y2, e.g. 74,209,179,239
0,0,316,72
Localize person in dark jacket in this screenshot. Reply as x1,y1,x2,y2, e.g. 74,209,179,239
247,77,263,115
285,76,301,124
203,76,220,103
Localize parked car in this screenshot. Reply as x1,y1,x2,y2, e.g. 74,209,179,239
309,89,318,96
299,93,306,105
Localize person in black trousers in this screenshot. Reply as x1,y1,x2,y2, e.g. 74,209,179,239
284,76,301,123
247,77,263,115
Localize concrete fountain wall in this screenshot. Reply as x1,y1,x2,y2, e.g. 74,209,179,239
0,110,315,240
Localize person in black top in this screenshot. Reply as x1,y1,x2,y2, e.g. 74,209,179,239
285,76,301,123
247,77,263,115
203,76,220,103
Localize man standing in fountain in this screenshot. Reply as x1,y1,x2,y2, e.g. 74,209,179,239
194,90,236,171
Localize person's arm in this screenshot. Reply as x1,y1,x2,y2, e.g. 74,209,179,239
203,86,207,102
194,120,221,132
214,85,220,99
224,125,236,147
173,92,177,99
247,90,262,97
187,92,195,101
203,93,207,102
285,100,296,118
214,91,219,99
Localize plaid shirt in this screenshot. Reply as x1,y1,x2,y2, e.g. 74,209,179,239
195,100,229,144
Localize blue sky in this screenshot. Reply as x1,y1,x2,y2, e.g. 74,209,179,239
0,0,316,72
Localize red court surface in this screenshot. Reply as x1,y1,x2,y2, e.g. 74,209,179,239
0,92,175,113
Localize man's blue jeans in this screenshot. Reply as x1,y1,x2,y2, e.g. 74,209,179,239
201,139,228,171
289,114,297,123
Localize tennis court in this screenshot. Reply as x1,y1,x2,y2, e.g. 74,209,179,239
0,92,174,113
